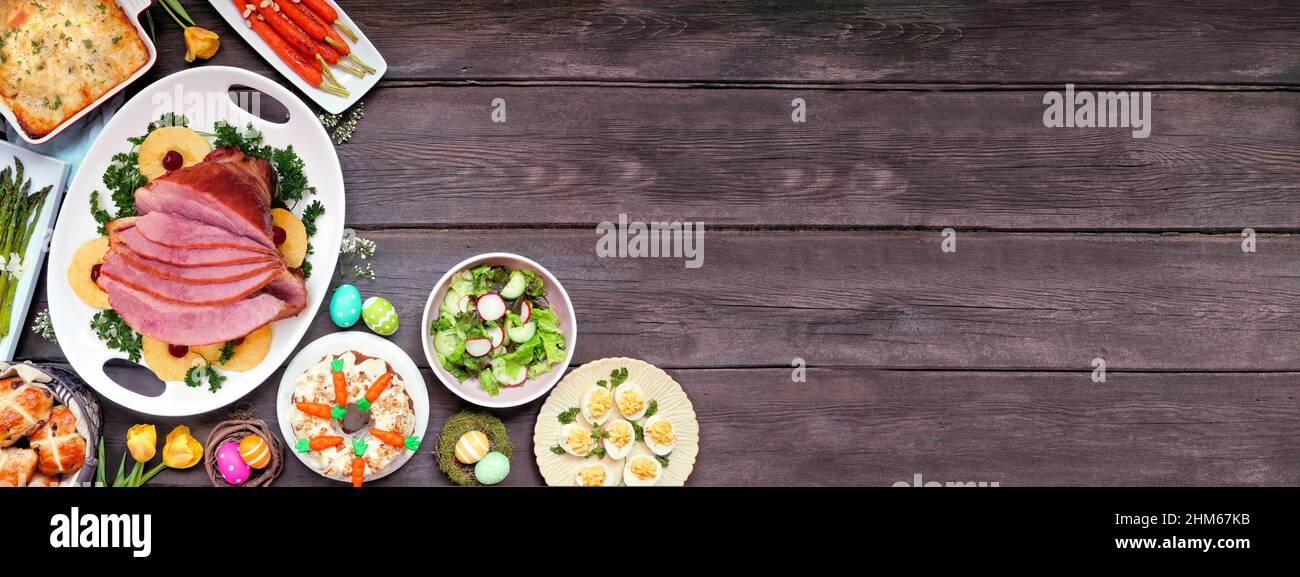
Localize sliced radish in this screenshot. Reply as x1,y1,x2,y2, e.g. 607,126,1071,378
502,364,529,386
507,321,536,343
485,326,505,349
476,293,506,321
464,338,493,357
519,299,532,324
457,294,473,314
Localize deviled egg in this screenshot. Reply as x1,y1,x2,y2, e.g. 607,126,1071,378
575,463,611,487
623,454,662,486
614,381,647,420
580,384,614,426
558,423,595,457
602,418,636,460
642,414,676,456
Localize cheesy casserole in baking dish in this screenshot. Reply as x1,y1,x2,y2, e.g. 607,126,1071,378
0,0,148,139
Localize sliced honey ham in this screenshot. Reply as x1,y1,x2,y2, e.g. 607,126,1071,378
262,269,308,320
98,252,281,305
112,227,276,267
134,212,276,254
134,148,277,249
97,276,285,346
114,245,280,284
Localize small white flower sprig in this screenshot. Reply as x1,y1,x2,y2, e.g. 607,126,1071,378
33,309,56,343
338,231,377,285
318,101,365,145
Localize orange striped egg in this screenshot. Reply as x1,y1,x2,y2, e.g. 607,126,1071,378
239,435,271,469
455,431,490,464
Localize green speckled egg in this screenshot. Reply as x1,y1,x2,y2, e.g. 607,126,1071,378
474,451,510,485
330,284,362,328
362,296,399,336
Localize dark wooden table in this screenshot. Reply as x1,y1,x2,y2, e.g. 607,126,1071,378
11,0,1300,486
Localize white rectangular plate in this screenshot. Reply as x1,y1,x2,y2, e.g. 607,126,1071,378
0,141,69,361
208,0,386,114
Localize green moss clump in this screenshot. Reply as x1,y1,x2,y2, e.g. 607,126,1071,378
434,410,512,486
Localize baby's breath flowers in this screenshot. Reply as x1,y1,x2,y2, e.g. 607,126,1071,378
318,102,365,145
337,232,377,285
32,309,56,343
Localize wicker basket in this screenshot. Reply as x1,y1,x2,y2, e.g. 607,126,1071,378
0,361,101,487
203,419,284,487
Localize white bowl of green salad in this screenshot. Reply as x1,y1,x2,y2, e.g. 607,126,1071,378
422,253,577,408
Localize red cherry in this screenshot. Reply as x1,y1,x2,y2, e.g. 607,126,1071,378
168,344,189,358
162,150,184,172
90,263,102,282
272,226,287,245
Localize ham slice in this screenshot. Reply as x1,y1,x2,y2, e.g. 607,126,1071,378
112,227,276,267
114,245,280,284
134,212,275,254
134,148,277,249
262,269,308,320
98,276,286,346
99,252,281,305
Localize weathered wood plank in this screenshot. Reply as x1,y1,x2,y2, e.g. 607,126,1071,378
19,230,1300,371
163,1,1300,85
309,86,1300,229
74,365,1300,486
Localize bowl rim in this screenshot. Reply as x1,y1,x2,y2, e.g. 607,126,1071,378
420,252,578,409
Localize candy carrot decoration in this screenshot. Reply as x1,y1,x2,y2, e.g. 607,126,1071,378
300,0,358,42
351,438,368,487
295,401,333,418
351,457,365,487
369,428,404,447
331,357,348,406
364,373,393,403
294,435,344,452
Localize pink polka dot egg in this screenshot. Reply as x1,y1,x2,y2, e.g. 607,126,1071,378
216,441,251,485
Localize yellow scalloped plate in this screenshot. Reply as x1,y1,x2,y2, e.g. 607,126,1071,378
534,357,699,486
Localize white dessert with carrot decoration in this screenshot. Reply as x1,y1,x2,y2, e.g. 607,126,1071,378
287,350,418,486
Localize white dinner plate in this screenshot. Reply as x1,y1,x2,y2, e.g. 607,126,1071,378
47,67,345,416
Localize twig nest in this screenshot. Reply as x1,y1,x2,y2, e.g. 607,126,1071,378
435,410,511,486
204,419,283,487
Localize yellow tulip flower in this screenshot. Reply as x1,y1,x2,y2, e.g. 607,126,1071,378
162,425,204,469
183,27,220,63
125,424,157,463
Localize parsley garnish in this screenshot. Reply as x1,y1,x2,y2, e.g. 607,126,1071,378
557,407,579,424
89,310,141,363
89,191,112,235
184,365,227,392
549,445,565,455
610,367,628,387
655,453,670,468
629,419,644,442
644,399,659,419
218,340,237,364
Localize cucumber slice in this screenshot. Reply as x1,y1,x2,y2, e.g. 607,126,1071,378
441,288,462,315
500,270,527,300
507,321,536,343
433,329,463,357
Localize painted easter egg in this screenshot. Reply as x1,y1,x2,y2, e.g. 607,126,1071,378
454,430,490,465
330,284,362,328
474,451,510,485
362,296,399,336
239,435,271,469
216,441,251,485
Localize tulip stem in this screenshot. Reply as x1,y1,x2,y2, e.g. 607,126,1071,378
139,462,168,486
157,1,188,29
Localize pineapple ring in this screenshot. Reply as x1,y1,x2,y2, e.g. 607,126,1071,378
142,337,207,382
193,325,273,372
271,208,308,268
67,236,110,309
137,126,212,181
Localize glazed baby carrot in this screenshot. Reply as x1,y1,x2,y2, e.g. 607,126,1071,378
295,401,333,418
233,1,347,96
300,0,358,41
369,428,405,447
278,0,375,73
251,1,364,77
330,357,348,406
363,373,393,403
